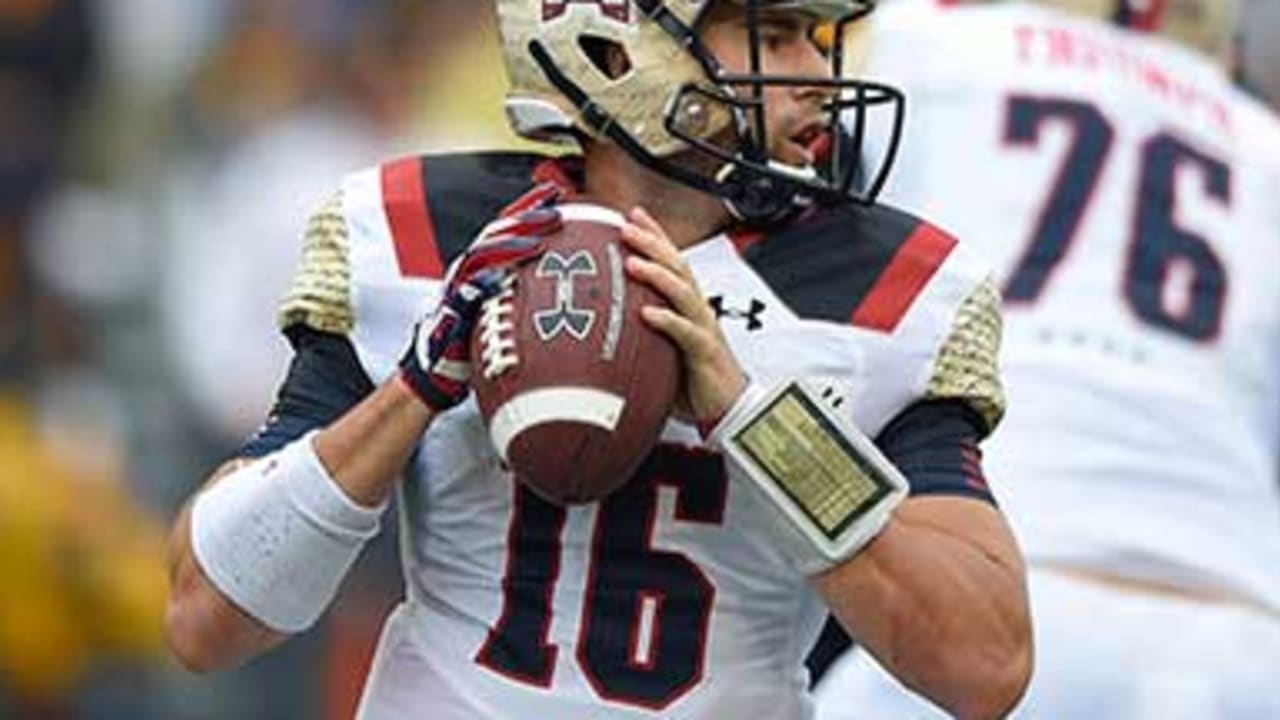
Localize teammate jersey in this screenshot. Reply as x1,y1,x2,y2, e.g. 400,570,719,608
860,1,1280,612
277,151,1003,719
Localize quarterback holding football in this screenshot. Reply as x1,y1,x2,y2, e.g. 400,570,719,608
164,1,1032,718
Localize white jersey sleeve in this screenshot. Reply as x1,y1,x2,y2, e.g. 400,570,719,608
277,154,555,383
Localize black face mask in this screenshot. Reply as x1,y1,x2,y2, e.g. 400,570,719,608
531,0,905,225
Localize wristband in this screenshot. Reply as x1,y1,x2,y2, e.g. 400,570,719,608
190,433,386,632
708,379,907,575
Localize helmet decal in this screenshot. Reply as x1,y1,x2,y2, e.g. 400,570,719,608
543,0,631,23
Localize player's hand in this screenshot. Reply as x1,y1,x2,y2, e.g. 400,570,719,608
399,208,561,411
621,206,748,428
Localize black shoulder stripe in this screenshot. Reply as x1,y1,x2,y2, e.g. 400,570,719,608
742,202,952,329
422,151,550,267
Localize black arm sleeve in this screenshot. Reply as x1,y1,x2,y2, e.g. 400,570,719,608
874,399,997,505
237,326,377,458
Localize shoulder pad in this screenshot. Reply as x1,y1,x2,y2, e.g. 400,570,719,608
365,152,550,280
277,193,353,338
743,201,1005,434
300,151,552,381
743,201,958,331
925,279,1006,434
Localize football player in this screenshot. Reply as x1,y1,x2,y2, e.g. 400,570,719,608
815,0,1280,718
164,1,1032,718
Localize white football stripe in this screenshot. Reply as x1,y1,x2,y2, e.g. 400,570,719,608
555,203,626,228
488,387,625,462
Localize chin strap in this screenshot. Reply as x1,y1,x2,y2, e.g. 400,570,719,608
528,39,803,225
715,162,808,224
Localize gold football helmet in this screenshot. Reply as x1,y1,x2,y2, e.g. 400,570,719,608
495,0,904,222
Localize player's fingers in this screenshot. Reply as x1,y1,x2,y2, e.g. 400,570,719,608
445,269,504,316
620,224,682,271
628,206,665,237
626,255,715,326
621,212,688,274
620,222,699,292
469,267,508,298
483,207,563,242
640,305,718,358
461,235,546,279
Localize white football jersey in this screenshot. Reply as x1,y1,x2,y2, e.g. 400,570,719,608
279,151,1004,718
860,1,1280,612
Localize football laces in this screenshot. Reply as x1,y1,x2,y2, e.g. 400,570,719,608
477,276,519,380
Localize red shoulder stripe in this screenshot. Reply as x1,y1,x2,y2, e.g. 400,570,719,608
727,228,765,254
381,157,444,279
850,223,957,332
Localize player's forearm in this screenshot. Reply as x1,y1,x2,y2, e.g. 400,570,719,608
165,377,433,671
813,497,1032,720
312,375,436,507
166,491,287,672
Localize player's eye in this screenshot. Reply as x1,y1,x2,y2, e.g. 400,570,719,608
759,27,789,51
755,17,805,52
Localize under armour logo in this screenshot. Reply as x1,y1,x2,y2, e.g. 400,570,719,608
819,385,846,410
709,296,766,332
543,0,629,23
535,250,598,340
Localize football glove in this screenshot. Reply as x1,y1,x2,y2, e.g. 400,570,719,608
398,208,561,412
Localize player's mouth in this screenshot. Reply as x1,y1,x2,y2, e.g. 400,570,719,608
786,122,832,167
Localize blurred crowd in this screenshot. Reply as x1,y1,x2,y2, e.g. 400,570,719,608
1,0,528,717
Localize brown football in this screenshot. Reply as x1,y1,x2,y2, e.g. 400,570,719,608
470,203,680,505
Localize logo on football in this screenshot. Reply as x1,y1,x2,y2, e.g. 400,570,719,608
533,249,598,341
470,203,680,504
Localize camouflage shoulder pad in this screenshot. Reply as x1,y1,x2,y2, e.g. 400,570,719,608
277,193,354,335
926,278,1006,434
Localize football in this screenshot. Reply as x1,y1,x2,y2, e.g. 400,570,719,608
470,203,680,504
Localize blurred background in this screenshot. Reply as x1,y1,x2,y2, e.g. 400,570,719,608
0,0,530,717
1,0,1277,718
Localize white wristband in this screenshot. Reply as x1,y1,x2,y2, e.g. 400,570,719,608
709,379,907,575
190,432,386,633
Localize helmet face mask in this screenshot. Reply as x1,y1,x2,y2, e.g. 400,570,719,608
497,0,905,223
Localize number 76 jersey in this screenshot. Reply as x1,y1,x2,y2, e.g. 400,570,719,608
860,1,1280,611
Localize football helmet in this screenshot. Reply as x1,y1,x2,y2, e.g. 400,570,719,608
495,0,904,222
1020,0,1239,62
